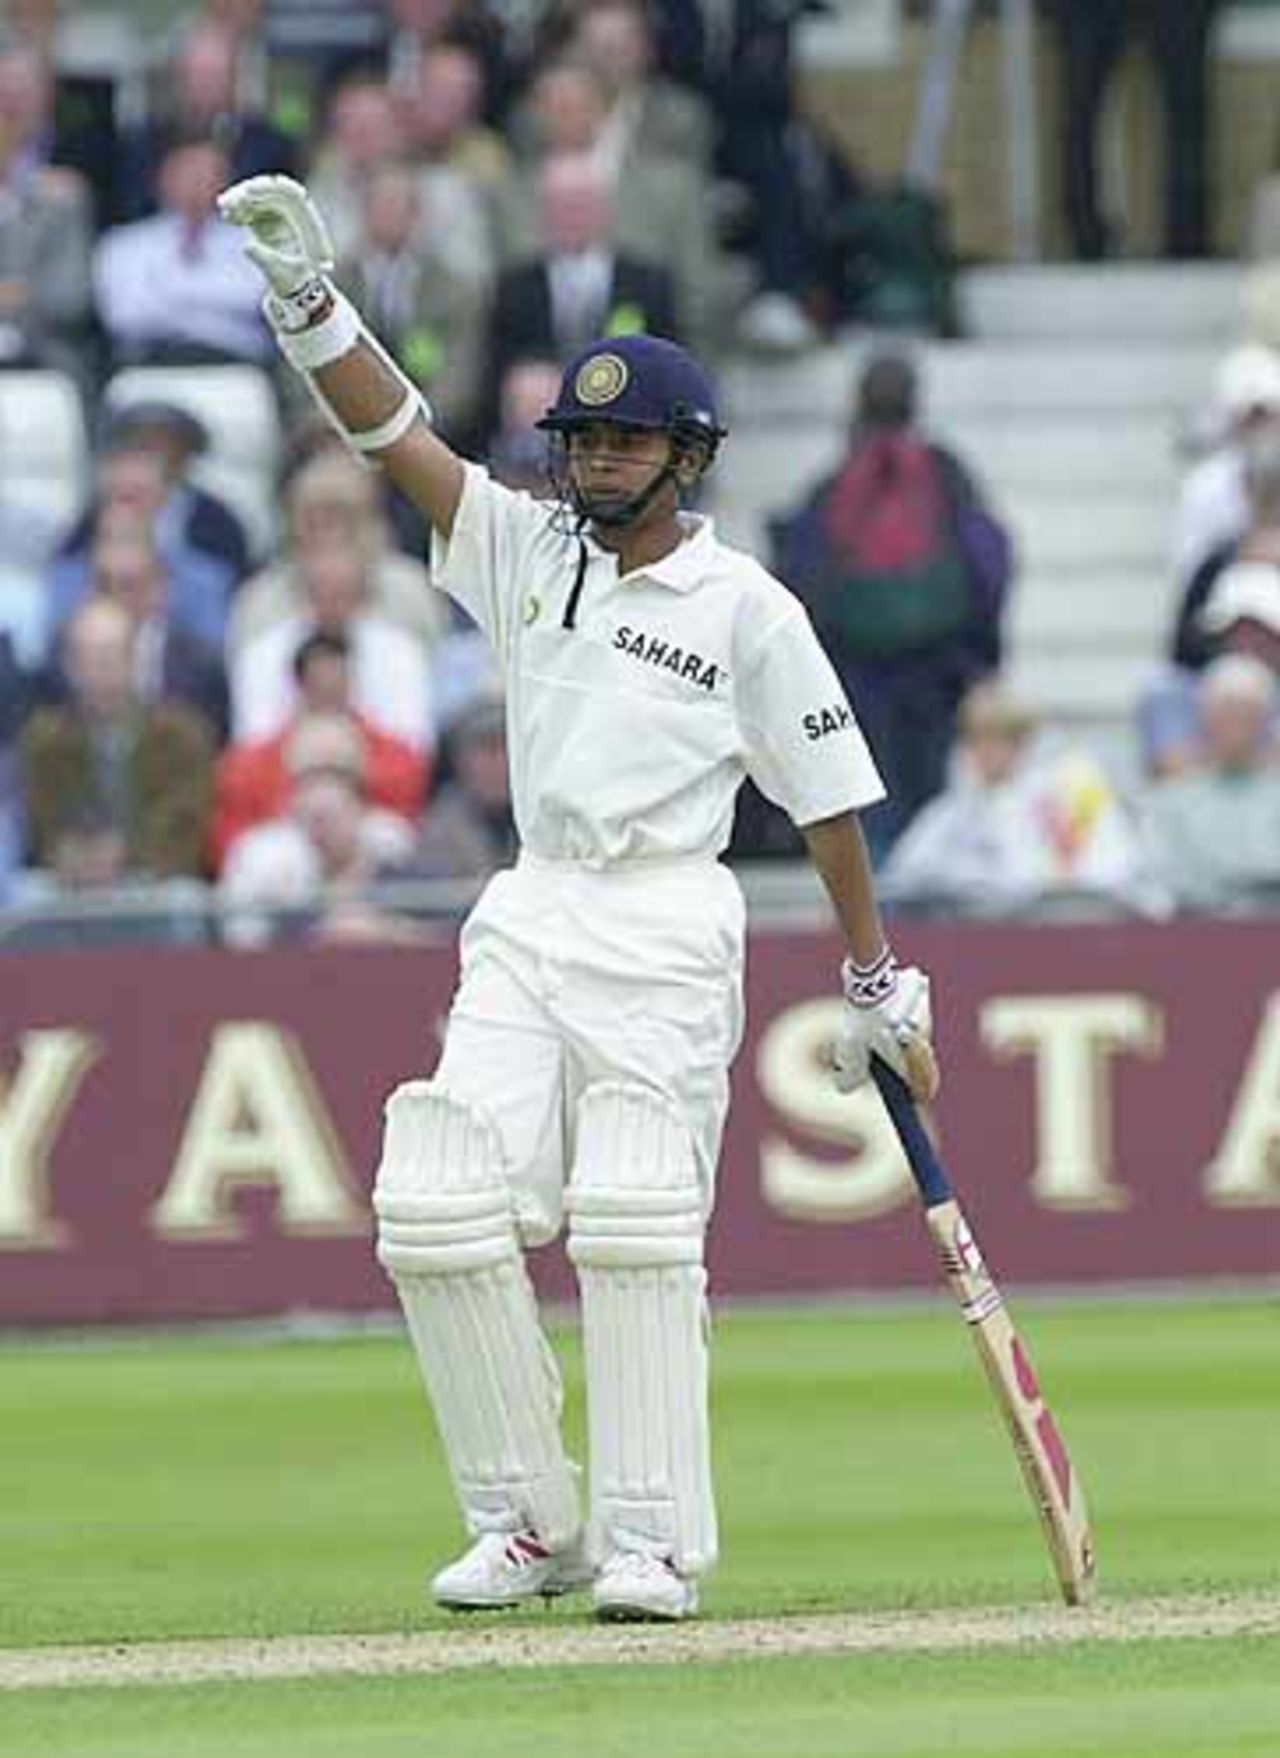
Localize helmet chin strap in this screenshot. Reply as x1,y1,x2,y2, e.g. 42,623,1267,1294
570,457,678,530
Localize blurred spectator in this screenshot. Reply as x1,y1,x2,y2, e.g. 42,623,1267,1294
1172,345,1280,586
105,399,251,574
177,0,386,153
485,356,560,492
310,61,493,291
1141,559,1280,778
1141,655,1280,911
883,681,1151,915
86,526,230,741
308,74,404,259
570,0,714,172
209,631,428,870
487,152,678,409
499,59,735,358
219,755,416,948
18,597,214,878
771,348,1012,858
336,158,486,448
231,540,434,749
94,135,271,367
115,20,295,222
1042,0,1225,260
394,41,511,195
1172,430,1280,673
383,0,513,124
0,37,115,228
0,55,93,380
403,691,514,881
228,445,445,654
0,452,59,670
693,0,825,351
45,413,244,654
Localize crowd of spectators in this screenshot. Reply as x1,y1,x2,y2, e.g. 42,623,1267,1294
764,335,1280,922
0,0,897,406
2,0,894,945
2,2,1280,946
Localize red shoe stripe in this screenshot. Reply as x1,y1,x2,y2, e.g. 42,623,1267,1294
505,1533,551,1566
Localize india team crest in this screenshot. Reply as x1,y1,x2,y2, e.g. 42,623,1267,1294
575,352,629,406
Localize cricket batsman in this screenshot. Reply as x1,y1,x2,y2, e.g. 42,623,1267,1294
220,174,937,1623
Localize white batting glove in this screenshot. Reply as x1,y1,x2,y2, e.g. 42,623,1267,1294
218,173,336,300
832,951,933,1095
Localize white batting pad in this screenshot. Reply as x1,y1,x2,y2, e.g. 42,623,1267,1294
374,1082,580,1549
566,1081,717,1575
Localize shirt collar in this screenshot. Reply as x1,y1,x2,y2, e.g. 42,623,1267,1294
601,515,716,593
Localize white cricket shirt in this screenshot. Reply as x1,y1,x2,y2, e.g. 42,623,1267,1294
432,463,884,868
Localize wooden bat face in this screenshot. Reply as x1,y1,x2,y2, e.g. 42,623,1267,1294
926,1199,1097,1605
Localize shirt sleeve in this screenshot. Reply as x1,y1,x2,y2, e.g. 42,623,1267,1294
737,603,885,825
429,462,542,659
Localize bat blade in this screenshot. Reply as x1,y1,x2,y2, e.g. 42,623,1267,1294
925,1197,1097,1606
871,1055,1097,1606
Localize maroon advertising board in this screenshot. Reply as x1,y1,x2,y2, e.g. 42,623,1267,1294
0,919,1277,1324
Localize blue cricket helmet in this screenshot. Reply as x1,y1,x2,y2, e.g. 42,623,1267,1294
537,335,726,454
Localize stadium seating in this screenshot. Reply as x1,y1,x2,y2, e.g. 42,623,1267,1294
0,372,89,527
716,262,1242,776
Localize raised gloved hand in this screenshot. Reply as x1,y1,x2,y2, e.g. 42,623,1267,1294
832,950,938,1102
218,174,336,301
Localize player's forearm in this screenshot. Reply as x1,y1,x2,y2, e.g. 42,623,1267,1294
314,340,464,529
314,338,415,432
802,811,887,967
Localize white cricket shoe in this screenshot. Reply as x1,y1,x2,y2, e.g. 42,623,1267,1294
592,1550,698,1623
431,1529,593,1611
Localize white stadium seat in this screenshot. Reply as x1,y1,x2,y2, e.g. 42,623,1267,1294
0,371,89,527
103,366,283,558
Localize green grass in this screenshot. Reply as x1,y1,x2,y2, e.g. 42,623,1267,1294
6,1639,1280,1758
2,1297,1278,1756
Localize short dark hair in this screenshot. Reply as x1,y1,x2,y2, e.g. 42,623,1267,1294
292,629,351,683
856,350,918,430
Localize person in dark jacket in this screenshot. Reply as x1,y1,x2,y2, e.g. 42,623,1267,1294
485,151,679,437
772,348,1013,858
1042,0,1226,260
46,401,251,652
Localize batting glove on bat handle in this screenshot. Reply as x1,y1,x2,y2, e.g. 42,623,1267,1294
832,952,939,1103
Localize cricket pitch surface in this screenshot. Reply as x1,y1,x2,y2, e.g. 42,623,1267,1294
4,1590,1278,1691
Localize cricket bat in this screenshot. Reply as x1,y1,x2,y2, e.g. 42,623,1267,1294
871,1051,1097,1606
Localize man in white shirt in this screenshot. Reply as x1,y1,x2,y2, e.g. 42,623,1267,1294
219,173,936,1623
231,541,434,749
95,137,272,366
1172,343,1280,587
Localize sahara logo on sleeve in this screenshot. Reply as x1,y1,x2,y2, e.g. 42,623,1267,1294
802,702,854,740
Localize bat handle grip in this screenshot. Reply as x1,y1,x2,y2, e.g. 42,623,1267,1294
871,1054,954,1208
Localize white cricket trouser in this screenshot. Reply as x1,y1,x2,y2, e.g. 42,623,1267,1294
431,852,747,1244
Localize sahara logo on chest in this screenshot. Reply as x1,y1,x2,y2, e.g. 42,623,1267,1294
613,624,721,692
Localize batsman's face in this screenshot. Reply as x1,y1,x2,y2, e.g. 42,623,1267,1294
567,422,670,492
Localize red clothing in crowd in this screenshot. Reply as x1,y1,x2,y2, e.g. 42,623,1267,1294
208,715,430,871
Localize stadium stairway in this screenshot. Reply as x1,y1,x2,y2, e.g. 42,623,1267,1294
715,263,1244,783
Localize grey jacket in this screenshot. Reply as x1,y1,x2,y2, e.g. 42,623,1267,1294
0,171,93,367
